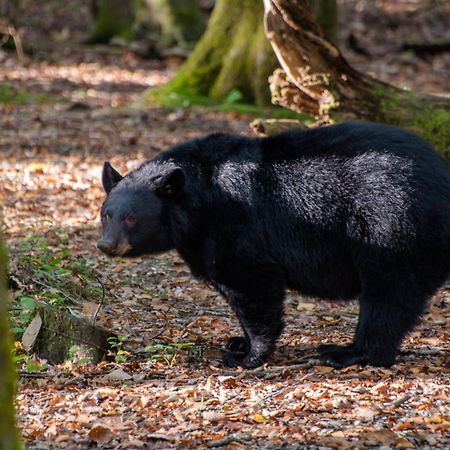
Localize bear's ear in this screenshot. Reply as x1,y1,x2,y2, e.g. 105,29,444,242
102,161,123,194
155,167,185,197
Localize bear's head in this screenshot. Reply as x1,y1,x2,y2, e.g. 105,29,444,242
97,161,185,257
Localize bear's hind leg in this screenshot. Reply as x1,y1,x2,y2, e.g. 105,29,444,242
320,284,427,368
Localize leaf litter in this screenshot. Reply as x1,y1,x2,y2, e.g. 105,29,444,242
1,0,449,448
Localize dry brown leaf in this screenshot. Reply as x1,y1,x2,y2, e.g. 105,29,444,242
22,313,42,352
297,302,315,311
203,411,226,422
81,301,101,321
354,407,379,420
364,429,398,446
314,365,334,373
394,437,415,448
88,425,113,443
102,368,132,382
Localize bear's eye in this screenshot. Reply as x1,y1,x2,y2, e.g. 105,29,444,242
124,214,137,226
101,212,111,222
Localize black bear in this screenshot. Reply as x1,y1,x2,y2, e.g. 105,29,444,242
97,121,450,369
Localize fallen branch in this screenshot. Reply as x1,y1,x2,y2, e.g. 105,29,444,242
252,372,313,408
207,433,252,448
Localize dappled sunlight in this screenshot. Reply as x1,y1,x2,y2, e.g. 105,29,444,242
0,59,171,106
1,0,449,449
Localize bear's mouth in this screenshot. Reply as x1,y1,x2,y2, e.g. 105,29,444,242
97,237,133,257
115,240,133,256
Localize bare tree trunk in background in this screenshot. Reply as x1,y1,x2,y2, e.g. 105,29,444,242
264,0,450,156
0,238,20,450
89,0,206,49
0,0,18,23
310,0,337,44
89,0,135,43
136,0,207,49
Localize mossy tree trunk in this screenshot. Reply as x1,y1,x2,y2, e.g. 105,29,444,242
89,0,135,43
149,0,279,106
135,0,207,49
264,0,450,156
0,238,20,450
89,0,206,48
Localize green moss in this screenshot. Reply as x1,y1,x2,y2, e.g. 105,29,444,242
371,84,450,159
0,84,53,104
0,239,21,450
412,107,450,156
158,0,238,98
146,84,312,122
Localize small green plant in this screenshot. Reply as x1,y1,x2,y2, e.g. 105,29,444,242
68,345,95,365
0,83,54,104
9,296,37,335
223,89,243,105
143,341,196,366
107,335,131,363
10,229,105,341
13,353,48,373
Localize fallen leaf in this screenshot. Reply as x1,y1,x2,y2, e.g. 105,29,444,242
203,411,226,422
314,365,334,373
81,301,100,321
22,313,42,352
88,425,113,443
355,407,379,420
364,430,398,446
297,302,315,311
102,368,132,382
394,437,415,448
252,413,269,424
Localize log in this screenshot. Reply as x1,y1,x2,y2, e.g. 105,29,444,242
263,0,450,156
26,302,117,364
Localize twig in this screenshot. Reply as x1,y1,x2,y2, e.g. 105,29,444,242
389,394,412,408
252,372,313,408
92,275,106,325
146,305,173,340
31,278,82,305
207,433,252,448
210,356,315,379
18,371,51,379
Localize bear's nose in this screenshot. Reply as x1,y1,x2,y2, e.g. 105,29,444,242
97,239,116,255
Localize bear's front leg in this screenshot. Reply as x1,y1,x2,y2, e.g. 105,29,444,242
216,284,285,369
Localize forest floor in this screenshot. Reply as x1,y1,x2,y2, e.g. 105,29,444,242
1,0,449,449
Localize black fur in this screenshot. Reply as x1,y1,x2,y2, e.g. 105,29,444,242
98,121,450,368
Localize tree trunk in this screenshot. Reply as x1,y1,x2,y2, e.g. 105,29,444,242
90,0,135,43
0,238,20,450
310,0,337,44
264,0,450,157
135,0,207,49
148,0,279,106
90,0,206,48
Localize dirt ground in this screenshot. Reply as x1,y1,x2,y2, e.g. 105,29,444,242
1,1,449,449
